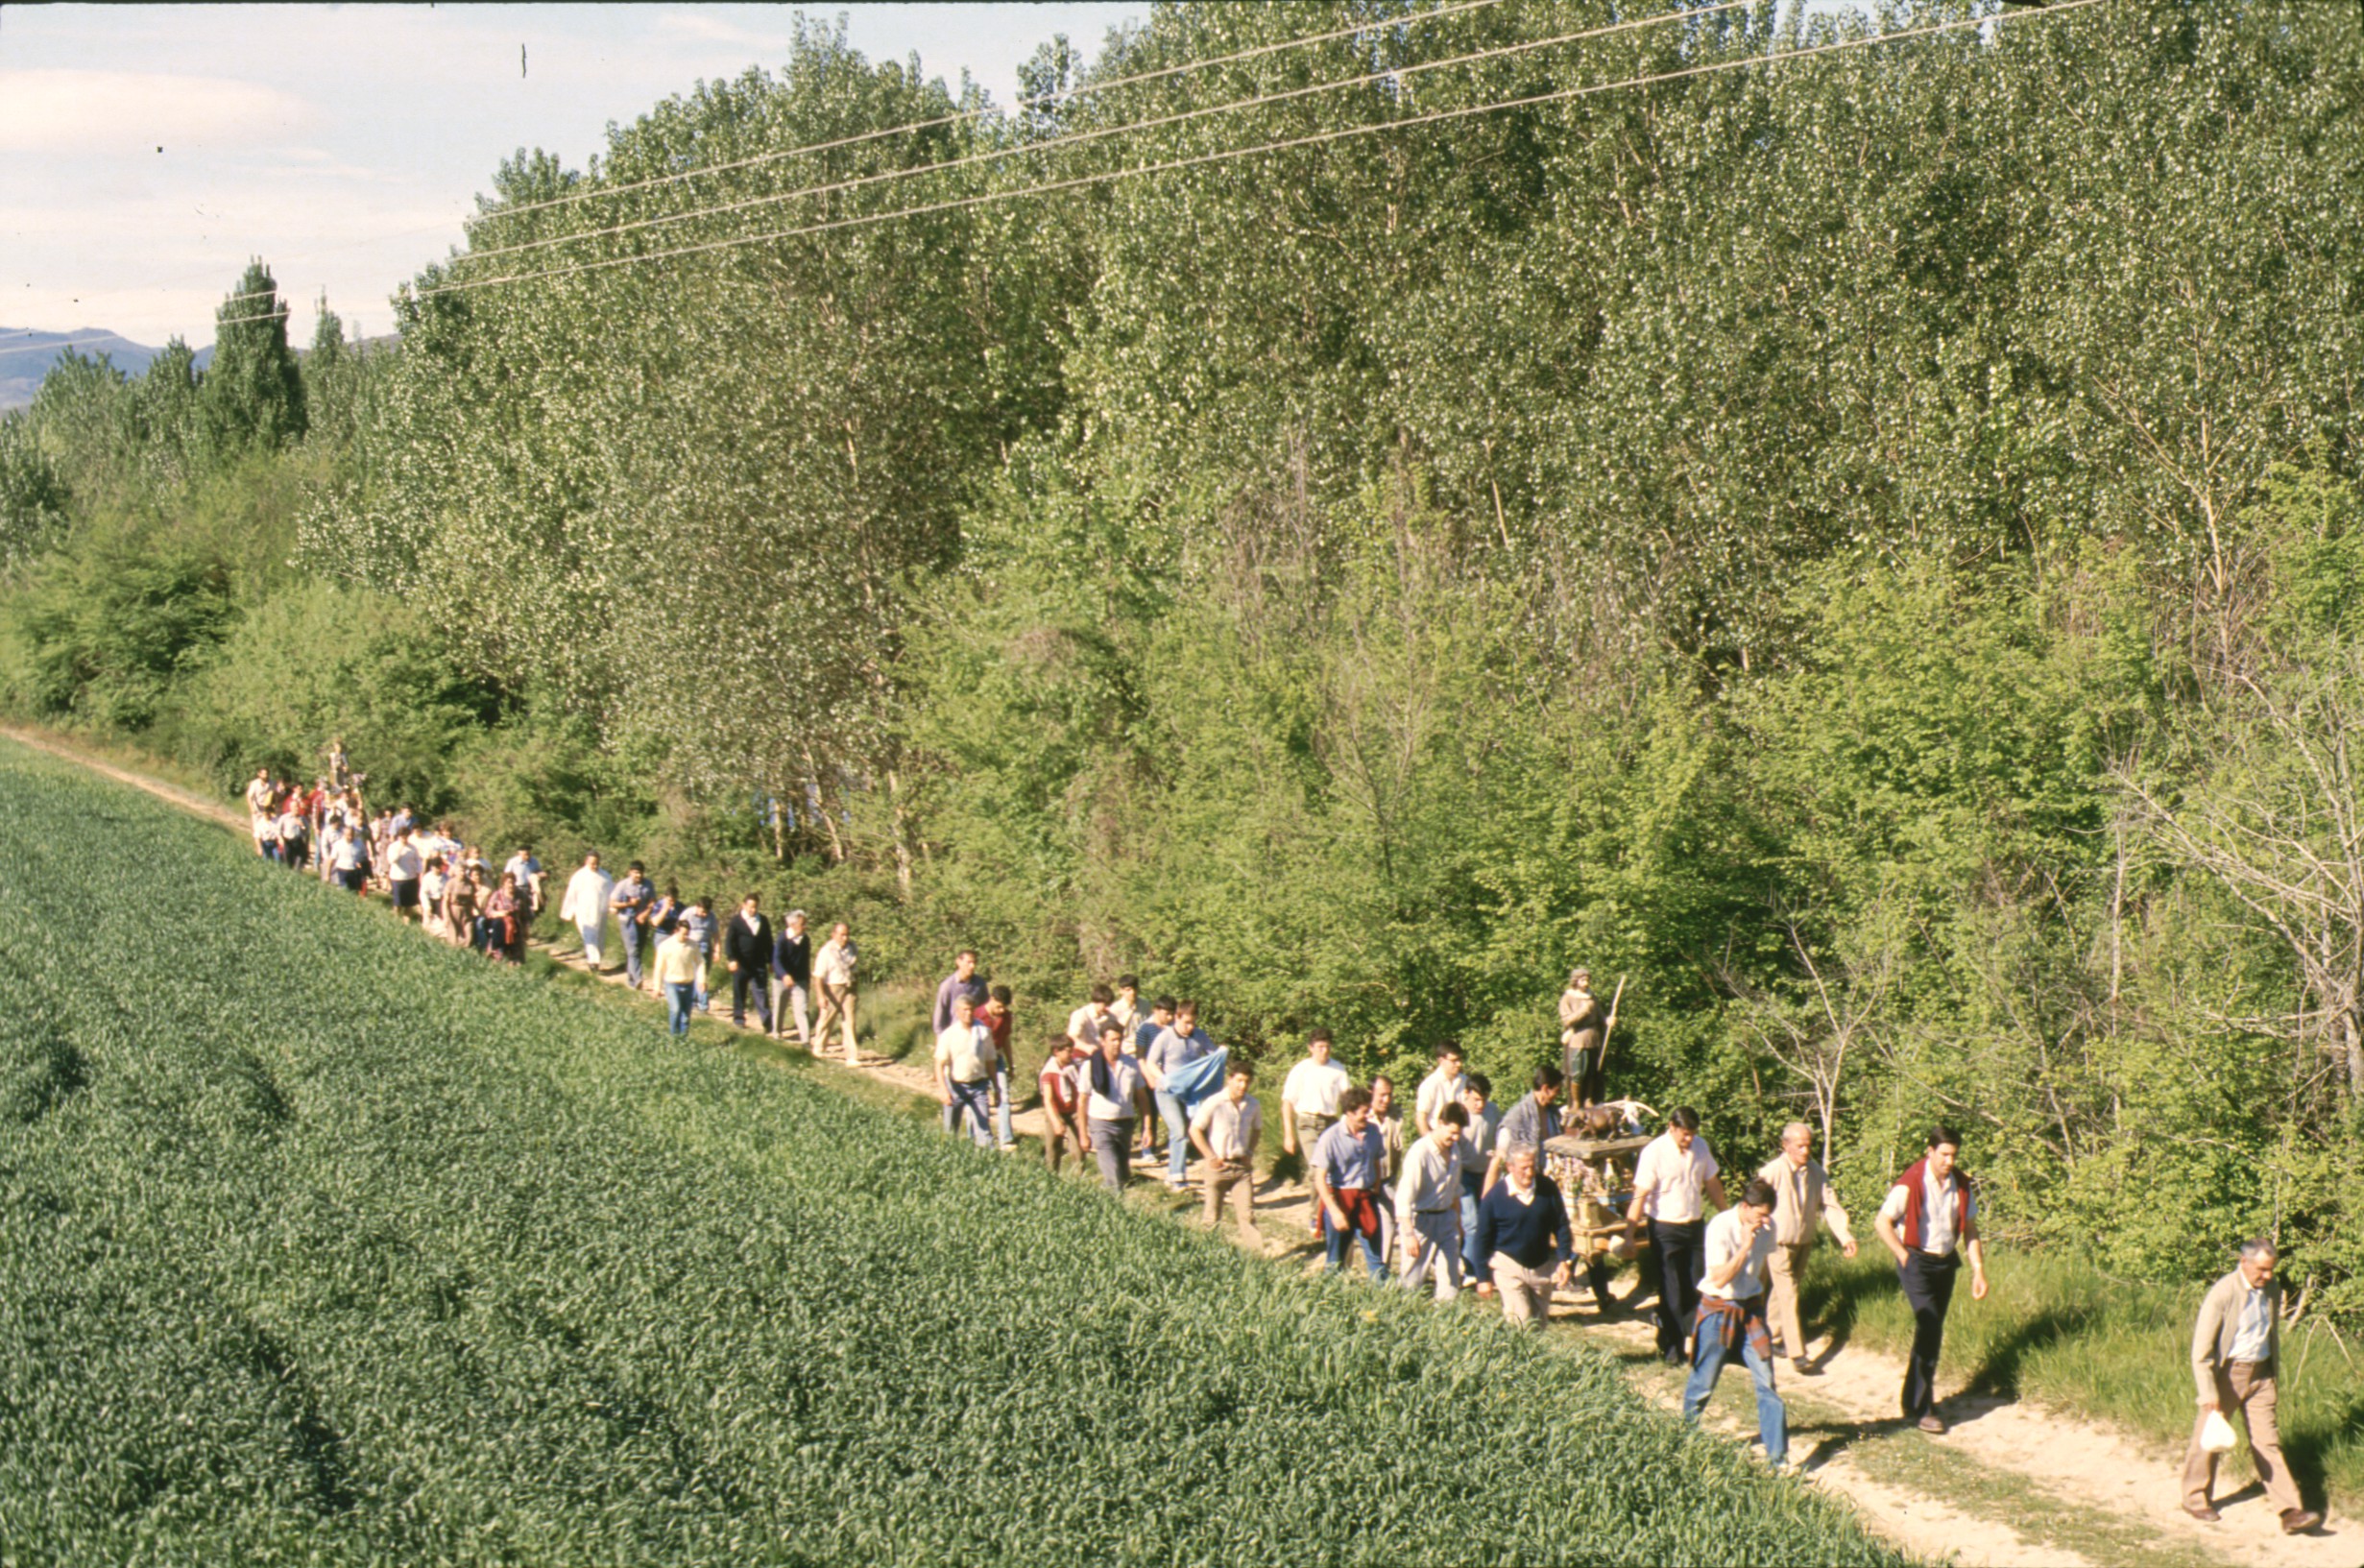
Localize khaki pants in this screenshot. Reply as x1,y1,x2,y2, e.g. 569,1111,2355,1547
1202,1162,1263,1246
1491,1253,1556,1328
813,982,857,1063
1766,1239,1814,1360
1044,1118,1086,1174
2183,1362,2303,1514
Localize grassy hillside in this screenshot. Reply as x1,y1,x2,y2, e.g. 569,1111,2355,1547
0,737,1902,1566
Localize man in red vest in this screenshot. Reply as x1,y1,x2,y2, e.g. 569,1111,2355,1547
1874,1125,1989,1434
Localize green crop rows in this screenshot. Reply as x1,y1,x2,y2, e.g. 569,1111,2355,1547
0,740,1903,1566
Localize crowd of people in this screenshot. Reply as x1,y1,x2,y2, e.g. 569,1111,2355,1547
238,752,2326,1526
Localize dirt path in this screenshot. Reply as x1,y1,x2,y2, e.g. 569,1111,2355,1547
5,727,2346,1568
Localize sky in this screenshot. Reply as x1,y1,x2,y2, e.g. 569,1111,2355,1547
0,4,1145,349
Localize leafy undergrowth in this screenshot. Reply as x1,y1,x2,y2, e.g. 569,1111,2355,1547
0,740,1904,1566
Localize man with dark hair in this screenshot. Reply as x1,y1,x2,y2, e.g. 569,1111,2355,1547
1683,1177,1789,1473
980,983,1017,1151
1484,1065,1566,1194
723,893,773,1031
1314,1088,1388,1281
932,949,988,1034
1874,1125,1989,1434
1068,982,1118,1055
1414,1044,1467,1138
610,862,654,989
2183,1238,2319,1532
1146,1000,1216,1193
1084,1020,1147,1192
1628,1106,1728,1366
1280,1027,1350,1184
1038,1033,1089,1174
1369,1075,1405,1184
1457,1073,1502,1278
1190,1061,1264,1248
1111,974,1144,1042
1395,1100,1470,1300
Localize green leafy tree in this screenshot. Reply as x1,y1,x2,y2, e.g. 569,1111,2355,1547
198,261,307,457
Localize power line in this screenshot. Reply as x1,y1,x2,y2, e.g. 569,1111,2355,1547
465,0,1518,233
455,0,1766,273
415,0,2110,304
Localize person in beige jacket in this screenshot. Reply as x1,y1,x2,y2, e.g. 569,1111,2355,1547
1755,1122,1856,1374
2183,1239,2320,1532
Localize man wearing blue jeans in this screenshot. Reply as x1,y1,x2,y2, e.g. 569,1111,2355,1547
1683,1178,1789,1473
1145,1000,1215,1192
654,924,704,1037
1314,1089,1389,1282
934,994,1000,1147
610,863,653,989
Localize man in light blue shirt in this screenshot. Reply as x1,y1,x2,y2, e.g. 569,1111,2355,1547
1144,1000,1215,1192
1313,1090,1389,1282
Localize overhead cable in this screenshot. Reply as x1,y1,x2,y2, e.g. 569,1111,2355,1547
455,0,1766,272
415,0,2111,303
465,0,1517,232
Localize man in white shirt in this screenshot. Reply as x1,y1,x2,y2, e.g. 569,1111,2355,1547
1413,1044,1468,1137
811,923,859,1064
558,853,615,970
1067,983,1117,1055
1627,1106,1728,1365
1280,1028,1351,1183
1083,1023,1148,1193
385,829,425,922
1681,1178,1789,1472
1394,1103,1469,1301
1189,1062,1264,1248
1757,1122,1858,1374
503,846,545,914
933,994,1000,1148
1874,1125,1989,1435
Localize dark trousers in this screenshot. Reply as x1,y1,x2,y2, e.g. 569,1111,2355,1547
731,968,771,1030
1898,1251,1959,1420
1651,1219,1707,1359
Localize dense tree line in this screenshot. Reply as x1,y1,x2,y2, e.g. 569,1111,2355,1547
4,2,2360,1318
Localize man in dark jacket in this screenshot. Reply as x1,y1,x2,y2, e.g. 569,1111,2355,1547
770,909,811,1045
723,893,774,1032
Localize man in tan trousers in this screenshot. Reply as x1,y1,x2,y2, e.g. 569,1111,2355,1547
2183,1238,2321,1533
1757,1122,1856,1375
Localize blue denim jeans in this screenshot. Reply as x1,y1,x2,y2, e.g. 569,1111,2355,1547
663,981,695,1036
1155,1088,1190,1186
947,1078,994,1146
1325,1210,1388,1282
1682,1307,1787,1467
1459,1170,1485,1275
619,920,643,988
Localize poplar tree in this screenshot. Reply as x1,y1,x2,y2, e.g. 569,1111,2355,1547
199,260,307,458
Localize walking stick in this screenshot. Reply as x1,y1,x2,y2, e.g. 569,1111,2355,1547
1596,974,1627,1090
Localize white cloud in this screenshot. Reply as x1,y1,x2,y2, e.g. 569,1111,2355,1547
0,68,314,154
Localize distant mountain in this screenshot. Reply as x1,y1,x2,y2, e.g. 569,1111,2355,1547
0,328,215,413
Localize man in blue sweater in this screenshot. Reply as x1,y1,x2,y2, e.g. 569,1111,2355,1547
1471,1143,1575,1328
